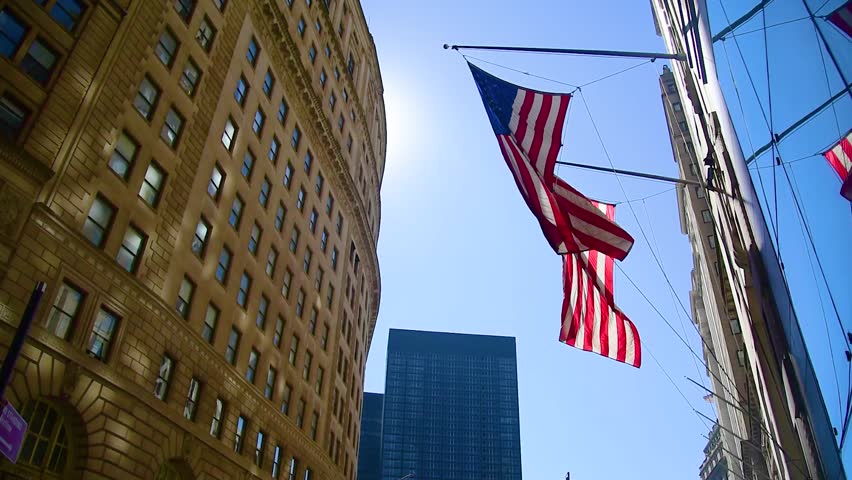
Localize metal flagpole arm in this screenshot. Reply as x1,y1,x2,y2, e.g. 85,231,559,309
554,160,721,191
443,43,687,62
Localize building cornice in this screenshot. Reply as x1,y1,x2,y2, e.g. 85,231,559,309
0,139,55,186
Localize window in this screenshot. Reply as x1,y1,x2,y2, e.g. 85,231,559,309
701,209,712,223
282,269,293,298
320,323,328,350
266,247,277,277
696,186,706,199
268,136,280,163
335,212,343,234
342,88,349,102
229,195,244,228
337,114,344,131
17,400,70,473
116,224,146,273
319,69,327,88
288,458,298,480
296,187,305,211
247,37,260,66
708,234,717,250
45,282,84,340
263,69,275,96
248,223,261,255
238,271,252,308
87,308,119,361
234,415,247,453
296,398,305,428
308,308,317,334
192,217,211,257
259,177,271,207
308,44,316,63
296,289,305,318
225,327,240,364
288,336,299,365
108,131,138,180
234,75,248,106
289,227,300,253
297,17,306,36
255,430,266,467
246,348,259,383
331,247,338,270
325,285,333,308
179,58,201,96
241,150,255,179
176,276,194,318
315,173,324,194
672,101,683,112
222,116,238,150
737,349,746,367
264,367,276,399
678,120,688,133
314,268,324,291
303,249,312,273
153,354,174,400
291,126,301,149
326,194,334,215
196,16,216,51
184,377,201,420
275,203,286,231
278,100,288,123
256,295,269,328
252,109,265,135
334,67,340,80
0,93,30,139
315,18,321,32
83,195,115,248
134,76,160,120
208,163,224,199
283,162,294,188
273,316,284,347
308,209,318,233
302,350,312,380
215,246,231,283
0,9,27,59
156,29,179,67
319,229,329,252
202,303,219,343
174,0,195,21
139,161,166,207
347,52,356,75
309,411,318,439
281,383,292,414
272,444,282,479
210,398,225,437
329,92,335,110
21,38,59,86
324,44,331,57
212,0,226,11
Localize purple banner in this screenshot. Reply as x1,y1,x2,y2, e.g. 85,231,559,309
0,399,27,463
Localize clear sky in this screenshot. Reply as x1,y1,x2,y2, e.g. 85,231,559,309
359,1,715,478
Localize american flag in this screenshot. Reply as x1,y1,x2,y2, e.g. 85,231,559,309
824,131,852,202
561,202,641,367
828,1,852,38
469,62,634,259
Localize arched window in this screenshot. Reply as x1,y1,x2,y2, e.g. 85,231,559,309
17,400,70,474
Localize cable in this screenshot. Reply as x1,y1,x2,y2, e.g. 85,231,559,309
578,60,652,89
645,342,714,431
462,55,579,90
717,16,811,40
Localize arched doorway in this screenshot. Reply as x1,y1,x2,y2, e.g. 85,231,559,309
0,399,76,480
155,459,195,480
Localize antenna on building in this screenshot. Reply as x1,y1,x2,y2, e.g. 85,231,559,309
565,473,570,480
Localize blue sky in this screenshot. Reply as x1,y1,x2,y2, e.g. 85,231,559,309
359,1,715,477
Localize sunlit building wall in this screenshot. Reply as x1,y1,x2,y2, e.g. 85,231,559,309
0,0,385,478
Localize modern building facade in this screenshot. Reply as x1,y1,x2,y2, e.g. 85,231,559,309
0,1,385,479
381,329,522,480
356,392,383,480
652,1,849,478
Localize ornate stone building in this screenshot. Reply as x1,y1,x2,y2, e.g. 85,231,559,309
0,0,385,479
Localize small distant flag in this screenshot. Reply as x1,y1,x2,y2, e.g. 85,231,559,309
468,62,634,259
560,202,641,368
823,131,852,202
827,1,852,38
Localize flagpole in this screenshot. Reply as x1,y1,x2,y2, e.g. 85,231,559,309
554,160,714,190
444,44,686,61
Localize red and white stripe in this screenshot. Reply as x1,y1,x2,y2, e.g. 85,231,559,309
828,1,852,38
560,202,641,368
824,131,852,202
497,87,635,259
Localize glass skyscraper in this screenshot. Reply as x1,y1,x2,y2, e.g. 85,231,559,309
380,329,522,480
358,392,385,480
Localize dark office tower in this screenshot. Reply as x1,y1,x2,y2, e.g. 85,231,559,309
381,329,522,480
358,393,385,480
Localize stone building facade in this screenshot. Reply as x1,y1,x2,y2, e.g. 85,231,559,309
0,0,385,479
